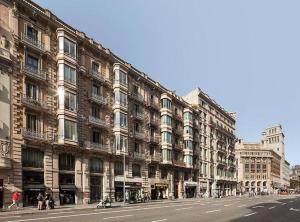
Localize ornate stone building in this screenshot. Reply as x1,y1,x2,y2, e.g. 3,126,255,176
0,0,237,207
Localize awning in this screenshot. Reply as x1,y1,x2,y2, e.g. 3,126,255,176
60,184,77,191
24,184,46,191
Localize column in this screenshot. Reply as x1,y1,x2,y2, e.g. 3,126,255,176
75,157,83,204
178,171,183,199
52,152,60,205
168,170,174,199
82,157,90,204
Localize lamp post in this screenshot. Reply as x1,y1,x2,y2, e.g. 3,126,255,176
123,147,126,206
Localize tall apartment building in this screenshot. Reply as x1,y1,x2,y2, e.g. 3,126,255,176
236,125,289,193
0,0,237,207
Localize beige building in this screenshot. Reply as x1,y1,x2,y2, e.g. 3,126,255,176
0,0,237,208
236,125,289,193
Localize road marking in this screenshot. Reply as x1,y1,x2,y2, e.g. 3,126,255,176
281,203,287,205
175,207,193,211
238,205,246,207
244,212,257,217
206,209,221,213
290,201,294,203
289,208,300,212
48,211,75,215
269,206,276,210
0,216,21,219
224,204,232,207
151,219,167,222
103,215,133,220
252,206,264,208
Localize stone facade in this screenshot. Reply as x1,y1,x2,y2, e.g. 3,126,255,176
0,0,237,207
236,125,289,194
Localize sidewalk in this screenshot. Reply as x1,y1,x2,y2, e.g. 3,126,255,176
0,196,238,217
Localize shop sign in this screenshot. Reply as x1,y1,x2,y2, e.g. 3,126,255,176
155,183,168,188
115,181,142,188
184,182,198,187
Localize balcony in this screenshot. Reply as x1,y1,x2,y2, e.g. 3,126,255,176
88,116,110,129
0,47,11,62
130,92,144,103
21,33,45,52
133,131,145,140
84,141,111,153
0,139,12,169
173,143,183,150
132,112,144,121
173,113,183,122
21,63,47,81
113,101,127,110
22,128,47,141
114,148,128,156
147,153,161,162
149,118,160,127
21,94,48,111
217,160,227,167
133,152,145,160
173,159,186,167
149,135,160,144
89,92,108,106
148,101,160,110
217,148,227,155
173,127,183,136
88,69,110,84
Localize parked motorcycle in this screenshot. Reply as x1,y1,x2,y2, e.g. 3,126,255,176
96,198,112,209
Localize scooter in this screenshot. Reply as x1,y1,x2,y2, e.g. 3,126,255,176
97,198,112,208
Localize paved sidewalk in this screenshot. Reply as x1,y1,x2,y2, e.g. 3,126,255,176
0,196,239,217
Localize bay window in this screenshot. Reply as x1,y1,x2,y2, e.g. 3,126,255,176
161,115,172,126
58,119,77,141
184,111,193,122
114,90,127,106
161,98,172,110
162,149,172,161
115,134,128,152
114,69,127,85
64,91,77,111
58,36,76,59
114,112,128,128
58,63,76,84
161,131,172,144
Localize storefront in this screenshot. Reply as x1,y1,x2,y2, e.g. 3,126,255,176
151,183,168,200
0,179,3,208
199,181,207,197
115,182,142,203
90,176,103,203
184,182,197,198
23,171,45,207
59,173,76,205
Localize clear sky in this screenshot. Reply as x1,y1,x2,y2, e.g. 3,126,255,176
33,0,300,166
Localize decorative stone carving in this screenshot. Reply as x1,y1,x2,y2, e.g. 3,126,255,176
0,139,10,157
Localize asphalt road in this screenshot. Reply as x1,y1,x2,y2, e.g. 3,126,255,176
1,195,300,222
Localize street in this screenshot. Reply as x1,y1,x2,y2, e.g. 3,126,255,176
1,195,300,222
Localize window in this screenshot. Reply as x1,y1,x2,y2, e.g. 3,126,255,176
132,164,141,177
90,158,103,173
92,129,101,144
92,104,100,118
184,155,193,165
22,148,44,168
184,112,193,122
26,54,38,70
114,162,123,175
115,134,128,152
114,90,127,107
161,98,172,110
26,26,38,41
162,149,172,161
26,113,39,131
161,132,172,143
148,165,156,178
114,112,128,127
184,126,193,135
161,115,172,126
63,38,76,58
92,84,102,96
114,69,127,85
161,169,168,179
184,140,193,150
64,91,77,111
26,83,39,100
58,64,76,84
92,62,100,73
134,142,140,153
59,153,75,171
58,119,78,141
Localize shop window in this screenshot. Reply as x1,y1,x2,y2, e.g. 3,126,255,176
22,148,44,168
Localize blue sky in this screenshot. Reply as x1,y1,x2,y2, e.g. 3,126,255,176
34,0,300,165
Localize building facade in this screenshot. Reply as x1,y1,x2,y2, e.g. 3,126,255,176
0,0,237,207
236,125,289,194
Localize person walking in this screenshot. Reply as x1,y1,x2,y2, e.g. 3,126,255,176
8,191,20,209
37,192,44,210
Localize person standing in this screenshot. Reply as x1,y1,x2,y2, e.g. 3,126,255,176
44,192,51,210
37,192,44,210
8,191,20,209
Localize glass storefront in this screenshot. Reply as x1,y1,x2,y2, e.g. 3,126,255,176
90,176,102,203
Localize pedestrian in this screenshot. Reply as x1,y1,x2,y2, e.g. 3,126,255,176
8,191,20,209
44,192,51,210
37,192,44,210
